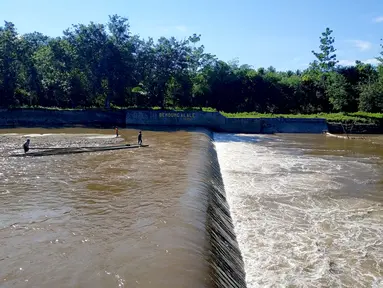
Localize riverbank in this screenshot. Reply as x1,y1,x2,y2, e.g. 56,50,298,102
7,106,382,122
1,108,382,134
223,111,383,134
222,111,383,123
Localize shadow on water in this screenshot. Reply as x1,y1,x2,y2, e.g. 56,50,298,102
195,130,247,288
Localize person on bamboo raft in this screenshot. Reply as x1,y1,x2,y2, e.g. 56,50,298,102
23,139,30,153
138,131,142,145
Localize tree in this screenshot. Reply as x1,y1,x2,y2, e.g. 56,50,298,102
1,17,382,115
377,39,383,64
325,72,351,112
359,81,383,112
0,21,21,107
311,28,338,72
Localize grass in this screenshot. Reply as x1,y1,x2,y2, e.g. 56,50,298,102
221,112,383,124
3,106,383,124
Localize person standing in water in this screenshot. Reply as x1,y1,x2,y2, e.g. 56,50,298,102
23,139,30,153
115,127,119,138
138,131,142,145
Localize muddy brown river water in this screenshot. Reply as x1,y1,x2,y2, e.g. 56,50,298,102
0,128,214,288
0,128,383,288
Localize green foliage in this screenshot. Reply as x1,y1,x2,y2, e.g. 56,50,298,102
325,72,351,111
222,111,383,124
311,28,338,72
377,39,383,64
358,81,383,112
131,86,147,95
1,19,383,118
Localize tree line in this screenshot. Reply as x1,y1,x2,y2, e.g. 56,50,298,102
1,16,383,113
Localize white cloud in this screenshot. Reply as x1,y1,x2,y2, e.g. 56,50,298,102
363,58,380,65
373,16,383,23
175,25,188,32
348,40,372,51
338,58,379,66
338,60,356,66
156,26,169,33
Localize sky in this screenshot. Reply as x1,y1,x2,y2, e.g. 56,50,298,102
1,0,383,71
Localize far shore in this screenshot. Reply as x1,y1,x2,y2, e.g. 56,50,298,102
1,107,382,134
2,106,383,124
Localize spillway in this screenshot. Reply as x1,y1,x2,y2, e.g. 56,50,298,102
214,133,383,287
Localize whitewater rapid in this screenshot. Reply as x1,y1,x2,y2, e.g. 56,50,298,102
214,133,383,288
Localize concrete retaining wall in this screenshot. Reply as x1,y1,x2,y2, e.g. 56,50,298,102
221,118,262,133
125,110,328,134
125,110,226,129
260,118,329,134
0,109,126,127
0,109,329,134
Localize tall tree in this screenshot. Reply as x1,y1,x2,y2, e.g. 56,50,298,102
0,21,21,107
377,39,383,64
311,28,338,72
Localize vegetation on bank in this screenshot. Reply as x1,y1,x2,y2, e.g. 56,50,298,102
4,105,216,112
5,105,383,124
1,17,383,120
221,112,383,124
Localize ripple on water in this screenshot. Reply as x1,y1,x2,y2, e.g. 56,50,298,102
0,129,213,288
215,133,383,288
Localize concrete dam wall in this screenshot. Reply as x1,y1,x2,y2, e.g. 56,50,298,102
125,110,328,134
192,130,247,287
0,109,126,127
0,109,329,134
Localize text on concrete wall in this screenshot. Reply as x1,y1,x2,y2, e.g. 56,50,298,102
159,112,196,119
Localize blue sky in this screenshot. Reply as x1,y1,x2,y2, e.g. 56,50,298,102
1,0,383,71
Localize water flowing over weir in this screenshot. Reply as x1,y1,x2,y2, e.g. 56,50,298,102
195,130,247,288
214,133,383,287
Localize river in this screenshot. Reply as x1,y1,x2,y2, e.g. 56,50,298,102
0,128,213,288
0,129,382,288
215,133,383,288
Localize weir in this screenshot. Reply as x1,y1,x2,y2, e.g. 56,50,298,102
193,130,247,288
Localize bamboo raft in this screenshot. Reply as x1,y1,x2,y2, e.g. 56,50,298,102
9,144,149,157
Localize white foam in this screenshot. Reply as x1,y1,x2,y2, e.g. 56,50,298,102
214,133,383,287
0,133,20,136
27,133,57,137
85,135,117,139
